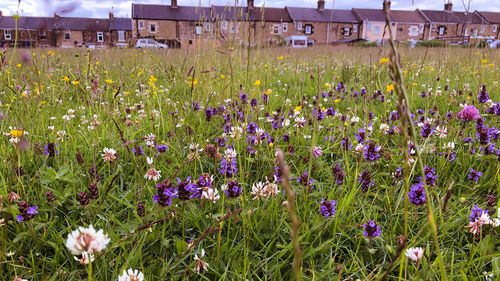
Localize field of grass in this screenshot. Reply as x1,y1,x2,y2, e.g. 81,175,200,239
0,45,500,280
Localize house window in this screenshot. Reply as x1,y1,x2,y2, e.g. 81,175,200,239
343,27,351,36
480,26,485,33
353,25,357,33
139,21,144,29
431,24,436,32
118,30,125,41
150,24,156,33
272,24,279,34
409,26,418,36
64,32,70,40
97,32,104,42
367,23,372,32
4,30,12,40
282,23,288,32
39,31,47,40
205,23,211,31
195,24,202,35
494,25,498,32
297,22,302,31
305,24,312,34
438,26,446,35
373,25,381,35
419,24,424,33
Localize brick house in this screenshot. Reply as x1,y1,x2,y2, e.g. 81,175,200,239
52,16,110,48
247,3,294,47
475,11,500,39
0,15,57,47
286,0,361,45
109,14,133,47
132,1,212,49
418,3,489,43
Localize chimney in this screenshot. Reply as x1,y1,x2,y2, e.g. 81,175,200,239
0,10,3,17
444,2,453,11
248,0,254,9
171,0,178,8
383,1,391,10
109,12,114,19
317,0,325,11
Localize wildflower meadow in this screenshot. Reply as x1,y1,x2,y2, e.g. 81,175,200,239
0,44,500,280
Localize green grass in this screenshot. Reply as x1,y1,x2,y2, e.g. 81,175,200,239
0,45,499,280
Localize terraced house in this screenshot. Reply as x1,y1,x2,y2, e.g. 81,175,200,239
0,11,131,48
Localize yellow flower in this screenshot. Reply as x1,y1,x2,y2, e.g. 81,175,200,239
220,74,225,79
95,61,99,65
386,84,394,92
188,78,198,86
379,57,389,64
294,106,301,112
334,99,340,103
324,83,331,87
63,76,70,82
10,130,23,138
16,64,22,68
72,80,80,85
32,53,36,56
265,89,272,95
40,101,46,105
149,75,157,82
269,142,274,147
124,91,130,95
412,82,417,86
277,56,284,60
105,79,113,84
254,80,261,86
481,59,487,64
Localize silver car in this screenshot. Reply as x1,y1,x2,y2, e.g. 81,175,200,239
135,39,168,49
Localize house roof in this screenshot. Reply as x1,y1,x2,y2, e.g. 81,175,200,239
132,4,211,21
110,18,132,30
53,17,109,31
249,7,291,22
286,7,359,23
418,9,486,24
211,5,250,21
389,10,426,23
352,8,388,22
475,11,500,24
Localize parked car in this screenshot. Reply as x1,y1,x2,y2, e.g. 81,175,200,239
135,39,168,49
488,40,500,49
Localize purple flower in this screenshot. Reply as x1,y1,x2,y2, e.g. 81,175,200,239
456,105,481,122
154,180,178,206
312,146,323,158
223,180,242,198
340,137,352,150
44,142,59,157
363,220,381,237
296,170,314,187
16,215,24,222
133,146,144,156
219,157,238,178
469,205,488,222
177,177,197,201
392,167,403,181
192,101,200,111
319,199,336,218
27,206,38,215
363,141,381,162
156,144,168,153
468,168,483,182
408,181,426,205
424,165,438,186
419,122,434,138
478,85,489,103
358,170,374,193
332,163,344,185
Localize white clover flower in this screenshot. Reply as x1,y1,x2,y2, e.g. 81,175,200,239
65,225,110,256
405,247,424,263
147,157,154,166
144,167,161,181
201,188,220,203
224,148,237,160
379,123,390,134
194,249,209,274
102,148,117,162
229,126,243,140
443,142,455,150
118,268,144,281
74,251,95,265
251,181,267,200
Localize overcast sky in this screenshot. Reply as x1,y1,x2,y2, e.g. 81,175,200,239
0,0,499,18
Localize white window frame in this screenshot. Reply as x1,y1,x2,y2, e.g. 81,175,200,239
39,31,47,40
118,30,125,41
353,25,357,33
64,31,71,40
97,32,104,42
438,26,445,35
494,25,498,33
373,25,381,35
343,27,351,36
195,24,202,35
205,22,211,31
480,26,485,33
297,22,302,31
138,21,144,29
149,23,157,33
305,25,312,34
4,30,12,40
419,24,424,33
282,22,288,32
272,24,279,34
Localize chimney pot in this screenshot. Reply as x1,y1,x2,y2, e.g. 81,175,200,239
444,2,453,11
171,0,178,8
317,0,325,11
0,10,3,17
